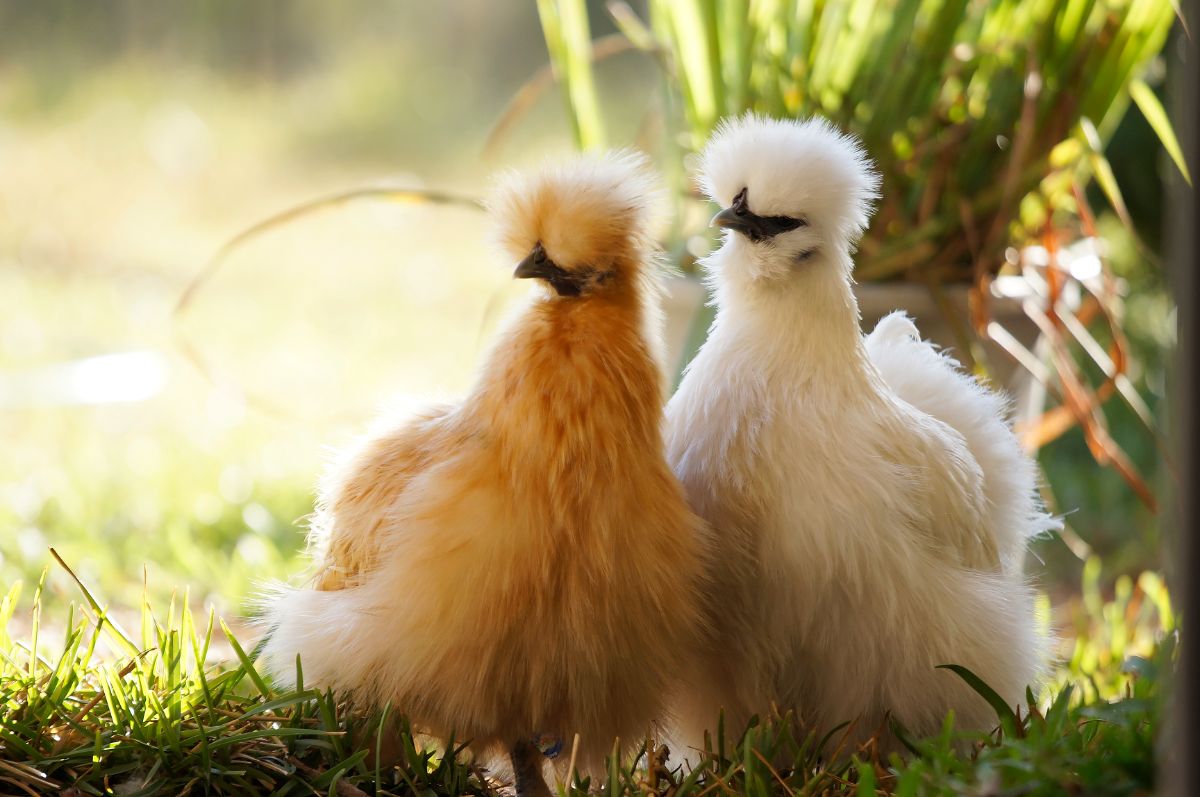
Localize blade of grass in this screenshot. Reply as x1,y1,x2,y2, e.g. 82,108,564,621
221,619,272,699
483,33,634,161
937,664,1022,736
48,549,140,660
1128,77,1191,184
537,0,607,150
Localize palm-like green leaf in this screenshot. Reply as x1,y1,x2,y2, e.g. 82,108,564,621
1130,77,1192,185
538,0,608,150
532,0,1179,287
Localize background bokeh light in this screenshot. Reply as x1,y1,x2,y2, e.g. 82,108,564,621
0,0,1180,643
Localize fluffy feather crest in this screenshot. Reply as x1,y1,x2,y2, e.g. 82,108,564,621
488,150,663,275
700,114,879,245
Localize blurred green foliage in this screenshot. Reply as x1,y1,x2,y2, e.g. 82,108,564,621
538,0,1181,283
0,2,1184,656
535,0,1183,590
0,1,562,623
0,1,555,166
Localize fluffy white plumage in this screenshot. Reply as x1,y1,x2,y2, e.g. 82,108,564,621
667,114,1058,748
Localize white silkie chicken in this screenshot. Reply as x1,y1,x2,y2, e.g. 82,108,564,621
666,114,1058,750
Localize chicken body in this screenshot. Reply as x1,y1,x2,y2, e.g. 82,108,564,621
666,115,1055,749
260,154,707,787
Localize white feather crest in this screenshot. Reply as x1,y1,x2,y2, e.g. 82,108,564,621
699,114,880,245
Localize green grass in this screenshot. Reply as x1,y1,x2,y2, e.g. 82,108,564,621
0,551,1175,796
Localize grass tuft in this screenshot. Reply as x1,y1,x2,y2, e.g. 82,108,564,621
0,552,1176,795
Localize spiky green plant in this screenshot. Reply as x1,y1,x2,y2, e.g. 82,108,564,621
529,0,1183,504
536,0,1184,284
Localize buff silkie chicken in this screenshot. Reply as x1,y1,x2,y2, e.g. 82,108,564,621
665,115,1058,751
259,153,708,797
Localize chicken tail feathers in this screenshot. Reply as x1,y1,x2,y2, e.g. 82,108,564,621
869,310,921,345
865,311,1061,573
252,582,375,694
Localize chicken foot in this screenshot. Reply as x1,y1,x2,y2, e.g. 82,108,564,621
510,738,552,797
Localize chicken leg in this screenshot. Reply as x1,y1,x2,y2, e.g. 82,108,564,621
510,739,552,797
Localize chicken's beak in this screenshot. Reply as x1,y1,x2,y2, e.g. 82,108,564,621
711,206,806,241
514,243,559,281
513,251,547,280
513,245,583,296
711,207,756,237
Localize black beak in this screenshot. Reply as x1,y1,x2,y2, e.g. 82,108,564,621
710,191,806,243
514,243,552,280
711,206,755,235
513,243,583,296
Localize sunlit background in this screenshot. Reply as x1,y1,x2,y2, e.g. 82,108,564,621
0,0,1180,653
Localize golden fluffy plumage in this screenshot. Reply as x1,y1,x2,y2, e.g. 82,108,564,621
259,152,708,791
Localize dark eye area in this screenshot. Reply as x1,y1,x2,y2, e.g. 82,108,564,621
732,188,749,216
763,215,805,236
719,187,807,243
